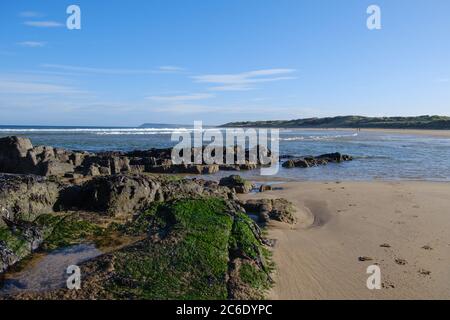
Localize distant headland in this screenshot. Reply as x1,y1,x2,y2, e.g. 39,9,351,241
220,115,450,130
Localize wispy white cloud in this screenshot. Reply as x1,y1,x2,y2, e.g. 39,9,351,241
146,93,214,102
192,68,297,91
41,64,183,75
158,66,185,72
0,80,83,95
19,11,43,18
24,21,64,28
17,41,46,48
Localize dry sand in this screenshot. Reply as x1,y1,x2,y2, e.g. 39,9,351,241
240,181,450,299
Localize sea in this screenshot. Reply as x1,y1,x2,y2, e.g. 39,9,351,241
1,125,450,182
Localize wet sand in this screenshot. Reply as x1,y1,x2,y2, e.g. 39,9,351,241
240,181,450,299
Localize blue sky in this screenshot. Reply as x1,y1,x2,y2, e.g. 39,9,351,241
0,0,449,126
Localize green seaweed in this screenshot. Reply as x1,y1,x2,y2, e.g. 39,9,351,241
0,226,29,258
34,214,104,250
109,198,233,299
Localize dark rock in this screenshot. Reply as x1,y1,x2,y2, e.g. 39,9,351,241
75,175,163,217
0,218,47,273
0,136,37,174
282,152,353,169
259,184,272,192
41,160,74,176
317,152,353,163
0,174,60,225
219,175,254,194
1,136,278,177
0,241,19,274
243,198,296,224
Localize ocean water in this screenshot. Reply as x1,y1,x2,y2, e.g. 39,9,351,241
1,126,450,182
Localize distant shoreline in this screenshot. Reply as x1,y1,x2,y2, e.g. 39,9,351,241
269,127,450,138
218,126,450,138
2,124,450,138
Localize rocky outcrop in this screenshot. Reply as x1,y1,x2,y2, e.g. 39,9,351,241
0,174,60,225
0,136,268,178
282,152,353,168
1,198,273,300
243,198,296,224
219,175,255,194
0,218,47,273
68,175,164,217
0,171,238,223
57,174,237,218
0,136,37,174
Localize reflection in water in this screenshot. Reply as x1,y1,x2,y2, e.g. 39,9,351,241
0,244,101,295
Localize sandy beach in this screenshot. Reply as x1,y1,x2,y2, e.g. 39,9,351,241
284,128,450,138
240,181,450,299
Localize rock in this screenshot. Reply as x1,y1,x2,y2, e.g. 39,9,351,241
41,160,74,176
75,174,163,217
317,152,352,163
69,152,86,167
0,240,20,274
219,164,240,171
201,165,219,174
1,136,279,178
282,160,295,168
0,136,37,174
110,157,131,174
219,175,254,194
2,218,44,251
282,152,353,169
243,198,296,224
85,164,101,177
270,199,296,223
129,165,144,174
0,174,60,224
99,166,112,175
0,218,46,273
259,184,272,192
238,163,258,171
64,172,84,179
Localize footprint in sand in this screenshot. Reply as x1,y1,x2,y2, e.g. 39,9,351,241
394,258,407,266
421,245,433,250
382,281,395,289
418,269,431,276
358,256,373,262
